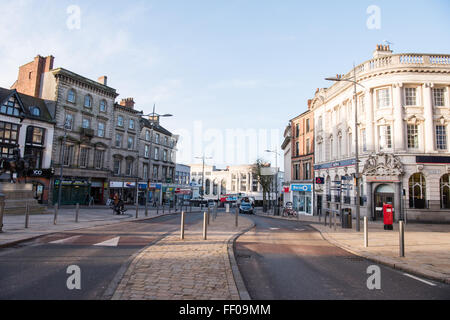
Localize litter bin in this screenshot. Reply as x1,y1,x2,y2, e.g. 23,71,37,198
341,208,352,229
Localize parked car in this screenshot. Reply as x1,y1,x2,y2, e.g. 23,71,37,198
239,201,254,214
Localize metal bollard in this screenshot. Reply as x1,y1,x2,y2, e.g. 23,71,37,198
75,203,79,223
364,216,368,248
54,204,58,225
207,206,210,225
25,203,30,228
203,212,208,240
333,211,336,231
136,203,139,219
235,206,239,227
157,205,159,215
145,200,148,217
180,211,185,240
399,221,405,257
0,193,5,233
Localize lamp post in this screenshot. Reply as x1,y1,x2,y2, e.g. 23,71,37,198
265,149,280,215
326,65,365,232
195,155,212,209
57,120,70,209
143,104,173,208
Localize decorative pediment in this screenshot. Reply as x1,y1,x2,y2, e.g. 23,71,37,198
363,153,404,176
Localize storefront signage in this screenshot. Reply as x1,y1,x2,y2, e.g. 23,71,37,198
291,184,312,192
125,182,136,188
315,177,324,185
417,156,450,164
55,180,89,186
366,176,400,183
283,186,290,193
110,181,123,188
314,159,356,170
27,168,54,178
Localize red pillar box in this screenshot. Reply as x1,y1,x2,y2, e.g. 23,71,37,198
383,204,394,230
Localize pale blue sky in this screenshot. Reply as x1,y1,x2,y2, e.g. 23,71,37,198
1,0,449,168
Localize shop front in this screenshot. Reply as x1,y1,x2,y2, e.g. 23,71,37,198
90,180,106,204
53,179,90,205
162,185,175,206
19,168,54,204
291,184,313,216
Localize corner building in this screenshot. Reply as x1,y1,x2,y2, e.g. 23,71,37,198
312,45,450,223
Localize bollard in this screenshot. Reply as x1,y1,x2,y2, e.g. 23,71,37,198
334,211,336,231
136,203,139,219
399,221,405,257
54,204,58,225
190,203,192,213
207,206,210,225
235,206,239,228
364,216,368,248
203,212,208,240
25,203,30,228
163,205,165,214
145,200,148,217
180,211,185,240
0,193,4,233
75,203,79,223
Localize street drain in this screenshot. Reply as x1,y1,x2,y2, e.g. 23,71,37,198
237,254,252,259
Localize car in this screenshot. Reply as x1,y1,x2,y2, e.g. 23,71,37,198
239,201,254,214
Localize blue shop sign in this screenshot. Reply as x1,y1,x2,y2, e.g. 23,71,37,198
291,184,312,192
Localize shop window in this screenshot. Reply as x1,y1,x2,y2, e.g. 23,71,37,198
409,173,426,209
440,174,450,209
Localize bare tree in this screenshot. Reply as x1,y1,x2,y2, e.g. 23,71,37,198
252,159,273,212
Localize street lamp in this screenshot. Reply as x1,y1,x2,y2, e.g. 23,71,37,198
265,149,280,215
195,155,212,209
143,104,173,207
326,66,366,232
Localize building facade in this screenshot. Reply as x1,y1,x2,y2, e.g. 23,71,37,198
189,164,283,206
0,88,55,203
312,45,450,222
286,106,315,215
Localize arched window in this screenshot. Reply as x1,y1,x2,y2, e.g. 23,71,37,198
205,179,211,195
440,174,450,209
221,180,227,195
84,95,92,108
213,180,218,196
67,89,76,103
409,173,426,209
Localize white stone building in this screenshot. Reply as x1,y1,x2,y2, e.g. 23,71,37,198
189,164,283,206
312,45,450,223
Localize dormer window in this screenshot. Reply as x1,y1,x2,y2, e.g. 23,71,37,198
1,96,20,116
30,106,41,117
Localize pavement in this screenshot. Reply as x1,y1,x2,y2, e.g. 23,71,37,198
255,209,450,285
0,205,198,248
111,211,254,300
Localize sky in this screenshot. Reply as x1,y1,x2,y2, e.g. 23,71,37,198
1,0,449,170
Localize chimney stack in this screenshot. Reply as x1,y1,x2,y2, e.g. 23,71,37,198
373,44,393,59
98,76,108,86
120,98,135,108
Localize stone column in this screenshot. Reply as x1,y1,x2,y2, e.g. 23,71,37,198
393,83,405,152
365,89,375,152
394,182,402,222
423,83,435,153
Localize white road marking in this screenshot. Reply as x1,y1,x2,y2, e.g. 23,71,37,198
270,228,280,230
403,273,436,286
50,235,82,244
93,237,120,247
294,228,305,231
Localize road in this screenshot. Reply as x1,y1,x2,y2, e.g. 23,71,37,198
235,214,450,300
0,212,203,300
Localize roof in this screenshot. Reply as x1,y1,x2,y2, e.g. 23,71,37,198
140,117,173,136
0,87,55,123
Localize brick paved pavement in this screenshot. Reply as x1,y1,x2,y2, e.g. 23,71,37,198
112,212,253,300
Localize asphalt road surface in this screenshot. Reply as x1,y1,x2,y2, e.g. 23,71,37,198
235,214,450,300
0,212,203,300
